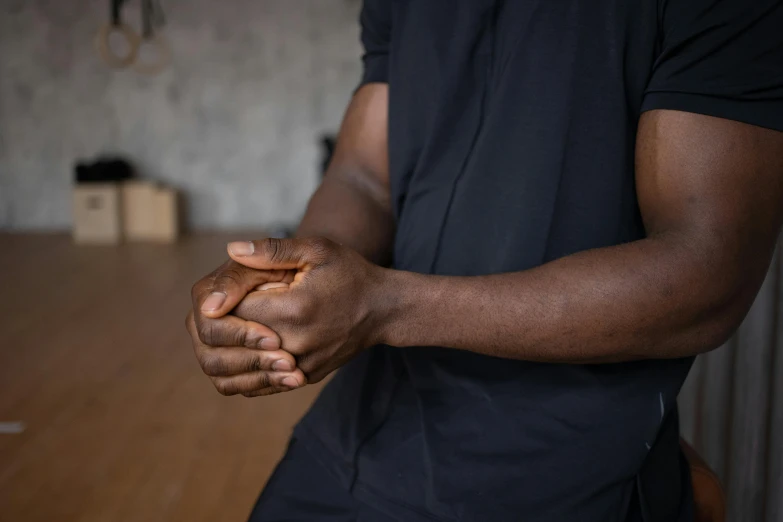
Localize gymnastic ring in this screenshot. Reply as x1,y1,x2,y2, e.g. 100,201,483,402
96,22,140,69
132,33,171,76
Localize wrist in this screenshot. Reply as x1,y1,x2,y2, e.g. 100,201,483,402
367,267,412,347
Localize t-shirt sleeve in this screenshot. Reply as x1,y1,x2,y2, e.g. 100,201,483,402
641,0,783,132
358,0,392,87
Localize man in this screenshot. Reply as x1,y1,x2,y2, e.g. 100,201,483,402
186,1,783,520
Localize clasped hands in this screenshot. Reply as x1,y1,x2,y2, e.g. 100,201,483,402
186,237,388,397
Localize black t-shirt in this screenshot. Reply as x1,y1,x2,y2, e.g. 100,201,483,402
294,1,783,520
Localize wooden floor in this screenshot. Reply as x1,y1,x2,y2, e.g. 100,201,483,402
0,233,324,522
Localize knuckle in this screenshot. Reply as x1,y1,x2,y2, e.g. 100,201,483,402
247,354,262,372
191,279,206,303
192,267,222,300
202,354,227,377
253,371,271,389
192,261,229,302
198,320,245,348
307,237,333,259
231,326,248,348
261,238,283,262
308,236,330,250
213,266,244,288
197,321,216,346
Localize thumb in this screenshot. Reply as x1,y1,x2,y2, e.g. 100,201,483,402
227,237,330,271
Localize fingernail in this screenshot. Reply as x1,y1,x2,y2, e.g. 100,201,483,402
281,376,300,388
273,359,294,372
228,241,254,256
201,292,227,311
260,337,280,350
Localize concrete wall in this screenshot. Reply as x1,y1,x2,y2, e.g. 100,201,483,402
0,0,362,230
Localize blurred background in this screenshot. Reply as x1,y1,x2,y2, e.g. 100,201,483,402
0,0,357,520
0,0,358,231
0,1,781,521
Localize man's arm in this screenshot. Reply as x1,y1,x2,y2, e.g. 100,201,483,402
374,110,783,362
297,84,393,265
208,110,782,387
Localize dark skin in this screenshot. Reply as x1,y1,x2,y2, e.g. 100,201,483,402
187,83,783,396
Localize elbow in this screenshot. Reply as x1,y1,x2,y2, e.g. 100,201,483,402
657,225,776,358
683,269,765,356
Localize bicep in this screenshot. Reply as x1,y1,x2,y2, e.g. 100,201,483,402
635,109,783,283
322,0,391,208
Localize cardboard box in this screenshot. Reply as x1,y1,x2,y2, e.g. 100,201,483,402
151,187,178,243
72,183,122,244
122,181,179,243
122,181,158,241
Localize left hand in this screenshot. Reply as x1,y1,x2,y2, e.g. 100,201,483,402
224,237,388,384
188,260,309,397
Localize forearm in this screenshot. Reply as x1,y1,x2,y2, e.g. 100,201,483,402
296,168,394,265
376,233,764,363
296,84,393,265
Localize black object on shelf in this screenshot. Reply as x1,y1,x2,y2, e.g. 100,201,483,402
74,156,135,183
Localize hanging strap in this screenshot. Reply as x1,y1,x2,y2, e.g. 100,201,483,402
110,0,126,27
133,0,170,74
99,0,140,68
141,0,166,39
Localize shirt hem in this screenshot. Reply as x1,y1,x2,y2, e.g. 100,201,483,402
292,423,456,522
641,91,783,132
